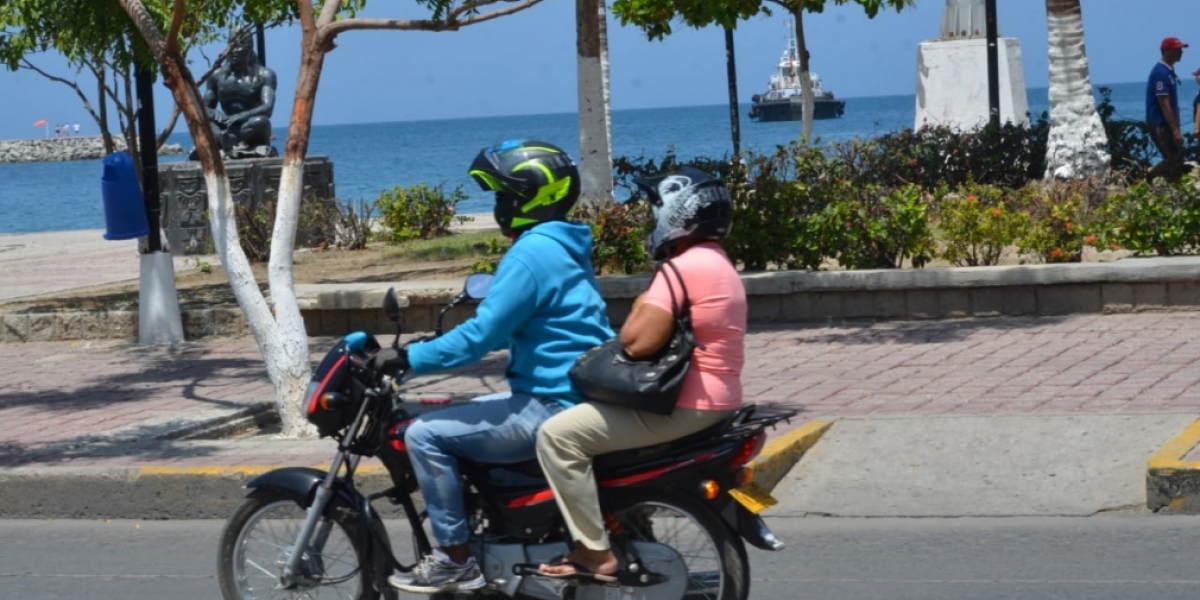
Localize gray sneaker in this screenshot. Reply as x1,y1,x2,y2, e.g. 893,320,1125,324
389,554,486,594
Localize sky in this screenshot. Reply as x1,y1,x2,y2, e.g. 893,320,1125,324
0,0,1197,140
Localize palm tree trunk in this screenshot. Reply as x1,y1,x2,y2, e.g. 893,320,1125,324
1044,0,1110,179
576,0,614,207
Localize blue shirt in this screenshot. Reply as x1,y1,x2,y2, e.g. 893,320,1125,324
1146,62,1180,125
407,220,614,406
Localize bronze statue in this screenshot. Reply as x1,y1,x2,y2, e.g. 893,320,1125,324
192,31,278,160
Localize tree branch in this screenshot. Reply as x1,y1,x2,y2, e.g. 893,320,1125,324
317,0,342,27
115,0,170,61
166,0,187,54
19,59,105,130
320,0,544,39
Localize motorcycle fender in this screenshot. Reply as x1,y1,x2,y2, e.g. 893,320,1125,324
246,467,327,506
724,502,786,551
245,467,367,521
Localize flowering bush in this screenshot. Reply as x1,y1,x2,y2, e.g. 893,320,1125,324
934,183,1030,266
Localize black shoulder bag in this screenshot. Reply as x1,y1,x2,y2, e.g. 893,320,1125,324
569,260,696,415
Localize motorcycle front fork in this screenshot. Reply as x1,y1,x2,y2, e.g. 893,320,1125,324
279,451,359,588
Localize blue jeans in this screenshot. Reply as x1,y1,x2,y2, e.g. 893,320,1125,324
404,391,563,546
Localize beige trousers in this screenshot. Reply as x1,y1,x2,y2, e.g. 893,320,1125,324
535,403,734,551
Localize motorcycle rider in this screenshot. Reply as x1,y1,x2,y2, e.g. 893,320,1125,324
368,140,613,594
535,167,746,580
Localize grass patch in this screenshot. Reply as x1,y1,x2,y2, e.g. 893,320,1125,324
380,231,510,262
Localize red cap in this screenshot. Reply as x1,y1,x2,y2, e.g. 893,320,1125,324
1163,37,1189,50
1192,67,1200,77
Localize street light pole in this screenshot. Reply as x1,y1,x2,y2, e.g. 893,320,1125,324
985,0,1000,128
134,62,183,345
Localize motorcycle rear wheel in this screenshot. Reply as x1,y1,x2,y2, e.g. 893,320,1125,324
611,492,750,600
218,488,379,600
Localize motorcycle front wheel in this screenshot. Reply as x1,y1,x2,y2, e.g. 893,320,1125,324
218,488,379,600
611,491,750,600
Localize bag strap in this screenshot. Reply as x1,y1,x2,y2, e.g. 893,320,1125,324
658,259,691,323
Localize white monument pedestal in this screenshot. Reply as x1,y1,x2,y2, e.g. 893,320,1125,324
915,38,1029,130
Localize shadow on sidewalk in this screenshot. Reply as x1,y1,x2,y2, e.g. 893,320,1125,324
753,316,1071,346
0,343,268,414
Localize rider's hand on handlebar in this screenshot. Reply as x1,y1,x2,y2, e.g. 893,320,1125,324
367,347,410,378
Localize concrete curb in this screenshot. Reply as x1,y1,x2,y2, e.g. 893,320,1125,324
1147,417,1200,513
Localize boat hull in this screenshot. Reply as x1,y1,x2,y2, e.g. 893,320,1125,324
749,97,846,122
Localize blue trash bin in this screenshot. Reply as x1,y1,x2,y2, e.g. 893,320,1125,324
101,151,150,241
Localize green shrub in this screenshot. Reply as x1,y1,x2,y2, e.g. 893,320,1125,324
860,115,1049,190
235,193,335,262
934,183,1030,267
571,201,652,275
816,183,936,270
1094,177,1200,256
375,183,468,243
331,198,374,250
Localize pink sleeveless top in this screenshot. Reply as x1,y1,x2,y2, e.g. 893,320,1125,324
640,243,746,411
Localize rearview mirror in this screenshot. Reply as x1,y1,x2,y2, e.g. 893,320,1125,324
464,273,494,301
383,287,402,323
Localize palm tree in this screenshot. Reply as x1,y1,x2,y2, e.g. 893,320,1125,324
1043,0,1109,179
576,0,614,207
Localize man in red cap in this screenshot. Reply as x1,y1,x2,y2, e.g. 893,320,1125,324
1146,37,1188,182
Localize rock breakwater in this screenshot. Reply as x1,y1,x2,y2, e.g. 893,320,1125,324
0,136,186,164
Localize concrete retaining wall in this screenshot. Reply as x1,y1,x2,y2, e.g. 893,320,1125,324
4,256,1200,343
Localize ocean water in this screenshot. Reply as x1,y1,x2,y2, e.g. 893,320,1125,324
0,81,1149,235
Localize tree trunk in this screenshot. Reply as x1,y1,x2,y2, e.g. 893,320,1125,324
725,27,741,156
267,35,335,438
117,0,312,437
576,0,614,207
1044,0,1109,180
794,9,815,141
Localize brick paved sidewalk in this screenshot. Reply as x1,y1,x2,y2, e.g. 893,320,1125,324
3,313,1200,472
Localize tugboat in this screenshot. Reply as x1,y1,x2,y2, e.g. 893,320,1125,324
748,27,846,122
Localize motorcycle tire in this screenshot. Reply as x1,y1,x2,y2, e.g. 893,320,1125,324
610,491,750,600
218,488,380,600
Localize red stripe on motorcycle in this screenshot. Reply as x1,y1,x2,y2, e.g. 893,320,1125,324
507,488,556,508
599,452,718,488
306,354,348,416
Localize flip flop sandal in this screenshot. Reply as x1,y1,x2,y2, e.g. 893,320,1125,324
534,555,618,583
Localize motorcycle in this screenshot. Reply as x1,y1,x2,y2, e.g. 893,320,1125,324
217,273,797,600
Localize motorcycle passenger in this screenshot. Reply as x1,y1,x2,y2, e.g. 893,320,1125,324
368,140,614,594
535,167,747,581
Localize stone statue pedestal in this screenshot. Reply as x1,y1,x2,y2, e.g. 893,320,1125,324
157,156,336,256
915,38,1030,130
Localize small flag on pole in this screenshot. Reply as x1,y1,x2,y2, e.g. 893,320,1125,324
33,119,47,127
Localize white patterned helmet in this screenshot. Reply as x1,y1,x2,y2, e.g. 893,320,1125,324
633,166,733,260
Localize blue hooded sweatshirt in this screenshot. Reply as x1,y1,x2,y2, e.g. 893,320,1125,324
407,221,614,406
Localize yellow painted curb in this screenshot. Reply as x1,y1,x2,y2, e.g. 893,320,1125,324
1148,417,1200,472
747,419,834,492
136,463,388,478
1146,417,1200,511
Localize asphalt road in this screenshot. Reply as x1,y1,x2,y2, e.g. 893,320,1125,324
2,514,1199,599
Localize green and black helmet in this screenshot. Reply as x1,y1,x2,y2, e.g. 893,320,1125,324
468,139,581,237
